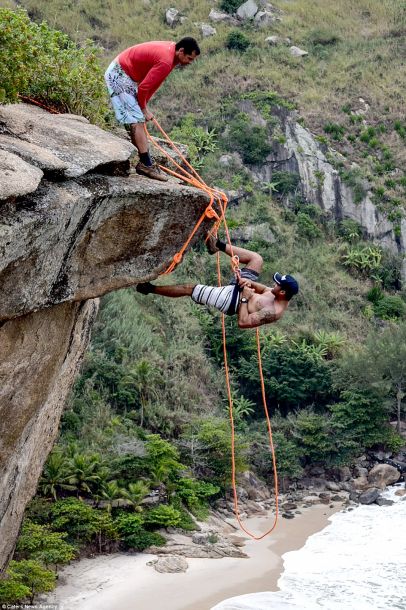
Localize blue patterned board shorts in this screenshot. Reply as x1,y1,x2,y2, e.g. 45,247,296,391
104,60,145,124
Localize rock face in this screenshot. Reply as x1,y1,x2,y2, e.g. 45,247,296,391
165,8,181,28
0,104,212,570
359,488,380,505
240,100,406,278
148,555,188,573
200,23,216,37
0,149,43,199
0,299,98,569
0,173,209,320
237,0,258,20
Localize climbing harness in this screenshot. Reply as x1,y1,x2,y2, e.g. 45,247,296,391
146,118,279,539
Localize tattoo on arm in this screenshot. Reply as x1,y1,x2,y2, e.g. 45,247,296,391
257,310,278,325
248,309,278,328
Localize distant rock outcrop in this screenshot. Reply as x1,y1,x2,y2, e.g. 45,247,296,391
238,100,406,279
0,103,211,570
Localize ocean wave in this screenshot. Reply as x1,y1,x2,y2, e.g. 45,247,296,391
212,485,406,610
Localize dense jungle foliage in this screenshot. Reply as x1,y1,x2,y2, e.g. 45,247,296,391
1,2,405,602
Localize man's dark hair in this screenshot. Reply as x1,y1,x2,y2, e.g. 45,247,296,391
284,291,295,301
176,37,200,55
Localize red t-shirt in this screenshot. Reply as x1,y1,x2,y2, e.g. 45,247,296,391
117,41,177,109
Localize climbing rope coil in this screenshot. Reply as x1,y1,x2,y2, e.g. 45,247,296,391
146,119,279,539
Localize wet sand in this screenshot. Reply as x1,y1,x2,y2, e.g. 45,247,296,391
47,504,339,610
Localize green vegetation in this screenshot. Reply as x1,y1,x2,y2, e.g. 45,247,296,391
226,30,251,52
169,114,217,169
220,0,243,14
0,7,108,123
226,113,271,164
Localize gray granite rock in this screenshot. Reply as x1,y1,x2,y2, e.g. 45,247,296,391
0,174,210,320
149,555,188,572
201,23,216,37
0,104,134,180
0,149,43,200
165,7,181,27
237,0,259,19
0,299,98,570
359,488,380,505
367,464,401,489
290,46,309,57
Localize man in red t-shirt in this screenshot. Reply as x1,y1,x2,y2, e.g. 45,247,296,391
105,37,200,181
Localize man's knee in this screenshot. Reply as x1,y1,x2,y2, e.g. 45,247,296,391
249,252,263,271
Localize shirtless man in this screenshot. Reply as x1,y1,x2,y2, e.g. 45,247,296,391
136,235,299,329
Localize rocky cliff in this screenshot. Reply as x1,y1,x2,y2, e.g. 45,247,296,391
239,100,406,279
0,103,211,570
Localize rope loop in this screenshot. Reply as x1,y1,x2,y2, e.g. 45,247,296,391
205,207,220,220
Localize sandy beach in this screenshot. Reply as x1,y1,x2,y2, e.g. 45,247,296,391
46,504,340,610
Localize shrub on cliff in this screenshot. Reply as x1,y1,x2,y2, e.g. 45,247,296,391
226,31,251,53
220,0,244,14
226,113,271,164
0,8,108,124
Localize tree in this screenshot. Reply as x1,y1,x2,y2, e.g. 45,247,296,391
175,478,220,514
330,390,390,457
239,345,334,415
131,359,161,427
100,481,129,513
16,520,76,572
370,322,406,432
66,452,103,496
144,505,182,528
289,409,336,463
0,8,107,123
335,323,406,433
50,498,118,552
122,481,150,512
184,418,247,488
6,560,56,603
0,575,30,604
39,449,74,500
145,434,183,486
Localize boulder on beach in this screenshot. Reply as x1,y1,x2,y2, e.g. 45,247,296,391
359,488,380,505
367,464,401,489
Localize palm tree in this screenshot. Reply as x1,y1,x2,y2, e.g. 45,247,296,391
122,481,150,512
39,450,74,500
66,452,102,497
100,481,128,513
120,359,161,427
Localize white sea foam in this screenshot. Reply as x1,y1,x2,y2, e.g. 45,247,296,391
212,485,406,610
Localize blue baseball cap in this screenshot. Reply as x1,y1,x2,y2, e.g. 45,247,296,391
273,272,299,296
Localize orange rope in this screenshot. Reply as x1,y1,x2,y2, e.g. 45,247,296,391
146,118,279,538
